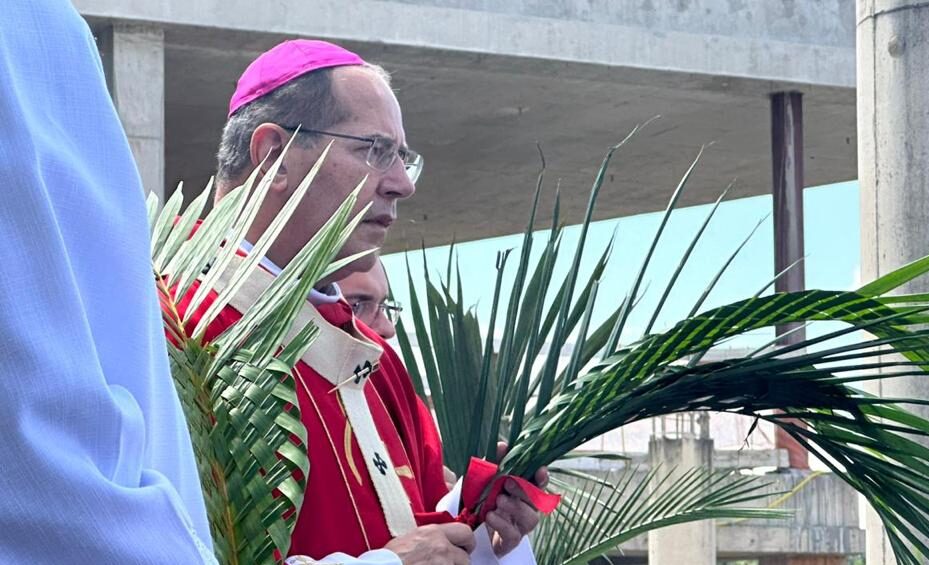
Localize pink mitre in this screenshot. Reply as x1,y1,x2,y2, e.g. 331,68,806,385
228,39,366,117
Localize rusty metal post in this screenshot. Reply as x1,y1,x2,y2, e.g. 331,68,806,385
770,91,809,469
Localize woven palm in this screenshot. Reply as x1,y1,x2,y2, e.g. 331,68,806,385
150,141,371,564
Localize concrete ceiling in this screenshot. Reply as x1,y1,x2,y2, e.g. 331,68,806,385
161,25,857,253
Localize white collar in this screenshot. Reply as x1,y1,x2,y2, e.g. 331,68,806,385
238,240,342,306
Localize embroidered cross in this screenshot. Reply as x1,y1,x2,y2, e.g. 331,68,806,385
353,360,374,385
373,452,388,475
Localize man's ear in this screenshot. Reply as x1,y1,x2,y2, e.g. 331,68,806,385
250,123,291,194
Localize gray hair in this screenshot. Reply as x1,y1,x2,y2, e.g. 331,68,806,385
216,63,391,188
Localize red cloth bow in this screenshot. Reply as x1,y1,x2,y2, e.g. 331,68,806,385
417,457,561,529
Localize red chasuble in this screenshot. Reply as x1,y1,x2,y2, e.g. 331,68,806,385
175,266,449,559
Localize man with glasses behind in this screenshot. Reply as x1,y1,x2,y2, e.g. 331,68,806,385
182,40,543,565
338,259,402,341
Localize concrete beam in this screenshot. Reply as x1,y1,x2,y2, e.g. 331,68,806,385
759,557,848,565
621,524,863,558
97,24,165,199
717,525,862,557
74,0,854,88
558,448,791,471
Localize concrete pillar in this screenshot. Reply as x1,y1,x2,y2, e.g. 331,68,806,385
97,24,165,200
857,1,929,563
770,91,810,470
647,435,715,565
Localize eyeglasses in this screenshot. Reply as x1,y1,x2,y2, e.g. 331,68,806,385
350,299,403,326
280,126,423,184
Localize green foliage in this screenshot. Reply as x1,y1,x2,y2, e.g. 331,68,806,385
396,127,929,564
535,466,787,564
150,141,370,565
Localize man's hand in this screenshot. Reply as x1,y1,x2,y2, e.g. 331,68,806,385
384,523,475,565
485,442,550,556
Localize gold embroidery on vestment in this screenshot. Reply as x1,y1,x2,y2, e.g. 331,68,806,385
344,422,364,486
394,465,414,479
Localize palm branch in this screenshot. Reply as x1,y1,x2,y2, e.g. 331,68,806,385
534,465,788,564
149,141,371,565
396,128,929,564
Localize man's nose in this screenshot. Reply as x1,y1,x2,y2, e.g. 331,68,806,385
374,314,396,340
379,159,416,200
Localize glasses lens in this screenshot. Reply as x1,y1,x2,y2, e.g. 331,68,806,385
404,151,423,184
367,136,396,171
384,301,403,323
367,137,423,184
351,301,376,323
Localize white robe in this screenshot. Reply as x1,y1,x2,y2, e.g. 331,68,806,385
0,1,212,562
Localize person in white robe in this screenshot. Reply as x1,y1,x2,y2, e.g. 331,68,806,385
0,1,214,562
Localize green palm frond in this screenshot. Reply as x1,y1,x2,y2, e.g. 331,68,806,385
396,128,929,564
150,143,369,565
500,287,929,563
534,466,788,565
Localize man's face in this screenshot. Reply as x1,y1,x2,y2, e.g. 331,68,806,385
338,260,396,339
269,66,416,276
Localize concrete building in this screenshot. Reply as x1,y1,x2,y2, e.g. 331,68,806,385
562,442,863,565
76,0,857,249
74,1,866,563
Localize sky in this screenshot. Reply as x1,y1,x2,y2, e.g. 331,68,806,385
382,180,860,352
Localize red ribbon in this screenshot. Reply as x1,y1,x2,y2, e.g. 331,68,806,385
417,457,561,529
